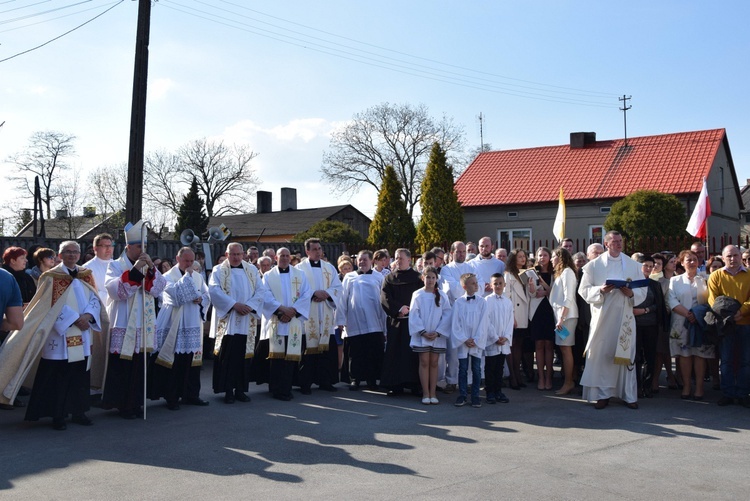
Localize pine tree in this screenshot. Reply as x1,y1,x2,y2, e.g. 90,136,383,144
368,165,416,247
416,142,465,251
174,177,209,240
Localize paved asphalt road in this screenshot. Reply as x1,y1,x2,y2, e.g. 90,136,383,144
1,363,748,500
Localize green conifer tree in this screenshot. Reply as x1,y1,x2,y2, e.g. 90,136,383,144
174,176,209,240
416,142,465,251
368,165,416,247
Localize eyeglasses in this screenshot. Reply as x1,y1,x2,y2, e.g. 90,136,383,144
61,250,80,255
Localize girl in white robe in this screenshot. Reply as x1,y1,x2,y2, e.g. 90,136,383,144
409,266,452,405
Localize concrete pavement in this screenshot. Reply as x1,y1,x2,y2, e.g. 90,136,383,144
1,364,748,500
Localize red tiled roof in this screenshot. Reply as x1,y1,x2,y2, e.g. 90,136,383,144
456,128,726,207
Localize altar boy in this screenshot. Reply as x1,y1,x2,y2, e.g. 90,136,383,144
451,273,487,408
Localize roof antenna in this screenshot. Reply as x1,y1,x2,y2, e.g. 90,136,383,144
477,112,484,152
619,95,632,146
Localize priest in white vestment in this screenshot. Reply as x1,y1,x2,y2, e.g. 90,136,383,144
261,247,312,401
340,250,387,390
151,247,211,409
0,241,105,430
579,231,646,409
208,242,266,404
102,220,166,419
296,238,342,393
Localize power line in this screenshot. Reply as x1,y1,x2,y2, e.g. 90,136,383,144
0,0,94,25
0,1,118,34
0,0,51,16
218,0,615,99
0,0,123,63
159,1,617,108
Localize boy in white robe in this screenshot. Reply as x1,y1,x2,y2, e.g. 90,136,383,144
484,273,513,404
451,273,488,408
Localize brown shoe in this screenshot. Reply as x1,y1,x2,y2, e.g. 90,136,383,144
594,398,609,410
625,401,639,409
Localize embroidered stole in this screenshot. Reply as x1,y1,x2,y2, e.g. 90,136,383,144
265,268,303,362
118,255,156,360
300,262,335,354
157,270,205,368
63,287,86,363
213,261,257,359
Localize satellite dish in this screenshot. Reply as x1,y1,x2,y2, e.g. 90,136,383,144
180,229,200,246
207,225,228,243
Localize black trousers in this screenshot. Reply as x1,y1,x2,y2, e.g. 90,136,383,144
485,354,506,396
26,358,89,421
212,334,250,394
150,352,202,403
102,353,144,413
636,324,659,391
298,336,339,390
346,332,384,386
270,336,305,398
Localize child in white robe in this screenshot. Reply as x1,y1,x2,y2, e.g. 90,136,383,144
409,266,452,405
484,273,513,404
451,273,488,408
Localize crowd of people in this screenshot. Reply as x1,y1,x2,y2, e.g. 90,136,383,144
1,224,749,430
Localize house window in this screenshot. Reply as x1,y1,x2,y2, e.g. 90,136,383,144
498,228,532,252
507,211,518,218
589,225,605,244
600,207,611,214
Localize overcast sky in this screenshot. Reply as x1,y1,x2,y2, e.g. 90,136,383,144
2,1,748,229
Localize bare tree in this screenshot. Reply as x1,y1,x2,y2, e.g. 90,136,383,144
144,150,183,215
321,102,465,217
6,131,76,219
56,174,86,238
88,163,128,216
177,138,259,217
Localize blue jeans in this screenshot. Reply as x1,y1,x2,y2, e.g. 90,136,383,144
720,324,750,398
458,355,481,401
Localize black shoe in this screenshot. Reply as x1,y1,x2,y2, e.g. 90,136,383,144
13,398,25,408
166,402,181,411
119,410,137,419
224,393,236,404
183,397,210,406
71,414,93,426
318,384,338,392
740,396,750,409
234,391,251,403
299,388,312,395
273,393,293,401
365,384,379,391
717,396,734,406
497,392,510,403
52,418,67,431
349,382,360,391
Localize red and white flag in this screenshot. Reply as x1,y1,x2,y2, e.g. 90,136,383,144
686,177,711,239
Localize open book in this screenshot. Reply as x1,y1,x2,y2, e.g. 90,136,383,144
605,278,651,289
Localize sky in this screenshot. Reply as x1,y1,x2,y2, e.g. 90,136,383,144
1,1,749,232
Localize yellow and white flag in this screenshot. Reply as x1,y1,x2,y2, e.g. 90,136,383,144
552,186,566,244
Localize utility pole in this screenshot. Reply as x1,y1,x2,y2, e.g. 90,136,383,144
125,0,152,224
619,95,632,146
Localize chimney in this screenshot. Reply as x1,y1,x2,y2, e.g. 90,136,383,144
83,206,96,217
56,209,68,219
570,132,596,149
281,187,297,211
257,191,272,214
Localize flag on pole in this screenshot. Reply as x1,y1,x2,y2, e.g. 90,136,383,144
553,186,566,244
686,177,711,239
